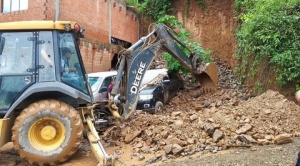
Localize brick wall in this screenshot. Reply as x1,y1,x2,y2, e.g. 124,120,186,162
0,0,47,21
111,1,139,44
0,0,139,73
56,0,139,73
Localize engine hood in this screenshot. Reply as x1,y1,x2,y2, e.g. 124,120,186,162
139,85,160,95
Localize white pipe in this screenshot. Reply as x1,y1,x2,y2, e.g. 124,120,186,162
108,0,112,43
55,0,60,21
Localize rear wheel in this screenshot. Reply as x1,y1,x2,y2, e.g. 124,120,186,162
154,101,164,113
12,99,83,165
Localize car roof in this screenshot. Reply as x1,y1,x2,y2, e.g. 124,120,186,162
88,68,168,80
88,71,117,78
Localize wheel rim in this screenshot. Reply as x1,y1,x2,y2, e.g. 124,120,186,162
157,105,163,112
29,117,66,151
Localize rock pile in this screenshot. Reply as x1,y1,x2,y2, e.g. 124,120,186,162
104,90,299,153
102,59,300,163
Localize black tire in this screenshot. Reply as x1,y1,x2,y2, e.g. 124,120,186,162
154,101,164,113
12,99,83,165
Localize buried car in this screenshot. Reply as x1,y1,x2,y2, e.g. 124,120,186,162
88,71,117,102
88,69,184,113
88,69,169,102
134,70,184,113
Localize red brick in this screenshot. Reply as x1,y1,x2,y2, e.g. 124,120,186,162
0,0,139,73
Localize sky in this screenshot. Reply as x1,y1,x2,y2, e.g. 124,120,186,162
3,0,28,13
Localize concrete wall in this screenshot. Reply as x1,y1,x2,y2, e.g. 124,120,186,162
0,0,139,73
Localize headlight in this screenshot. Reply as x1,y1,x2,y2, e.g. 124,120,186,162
139,94,153,100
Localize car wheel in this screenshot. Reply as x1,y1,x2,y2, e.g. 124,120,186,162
154,101,164,113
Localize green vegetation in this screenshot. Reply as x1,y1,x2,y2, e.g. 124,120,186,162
124,0,139,8
126,0,172,20
196,0,207,11
125,0,211,73
254,81,264,94
157,15,212,73
235,0,300,89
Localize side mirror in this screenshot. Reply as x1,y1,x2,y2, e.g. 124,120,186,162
0,37,5,55
162,80,170,85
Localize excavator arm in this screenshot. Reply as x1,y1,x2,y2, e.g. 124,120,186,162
112,24,218,120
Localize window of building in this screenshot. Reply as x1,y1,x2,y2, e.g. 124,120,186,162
111,37,132,48
2,0,28,13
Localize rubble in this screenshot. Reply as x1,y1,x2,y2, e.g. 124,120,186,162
102,59,300,162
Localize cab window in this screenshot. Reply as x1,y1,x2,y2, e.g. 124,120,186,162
58,32,87,93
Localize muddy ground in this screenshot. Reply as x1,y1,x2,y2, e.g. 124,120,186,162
1,138,300,166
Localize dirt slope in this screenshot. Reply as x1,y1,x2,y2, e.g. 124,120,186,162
172,0,237,67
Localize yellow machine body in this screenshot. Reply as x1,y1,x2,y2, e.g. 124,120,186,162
0,118,11,148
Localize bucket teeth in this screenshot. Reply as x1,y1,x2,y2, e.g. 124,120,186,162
194,62,218,94
201,86,216,94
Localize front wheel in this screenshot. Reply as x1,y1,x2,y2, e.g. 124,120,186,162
12,99,83,165
154,101,164,113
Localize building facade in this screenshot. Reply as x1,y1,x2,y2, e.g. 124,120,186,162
0,0,139,73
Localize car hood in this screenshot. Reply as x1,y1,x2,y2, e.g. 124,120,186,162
139,85,160,95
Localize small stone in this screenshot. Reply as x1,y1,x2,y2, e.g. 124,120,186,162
138,154,145,161
134,143,143,148
213,129,224,143
216,101,222,107
141,146,150,153
170,138,187,146
236,123,252,134
265,135,274,141
243,118,250,123
161,130,169,138
208,118,215,123
174,120,184,126
125,130,142,143
237,134,257,144
172,144,183,155
164,144,172,154
190,114,198,121
203,101,211,108
274,133,292,145
257,139,269,145
250,147,257,151
171,111,181,117
263,109,271,114
203,123,215,136
187,138,195,144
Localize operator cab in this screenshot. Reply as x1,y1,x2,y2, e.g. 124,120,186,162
0,21,90,116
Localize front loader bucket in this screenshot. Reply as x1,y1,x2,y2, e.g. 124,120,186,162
0,118,11,148
194,62,218,93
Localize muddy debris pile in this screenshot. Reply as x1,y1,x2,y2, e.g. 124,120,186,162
104,90,300,162
103,59,300,163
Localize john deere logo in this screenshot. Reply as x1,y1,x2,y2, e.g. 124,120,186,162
130,61,146,94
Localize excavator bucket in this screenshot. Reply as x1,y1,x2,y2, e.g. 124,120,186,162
194,62,218,93
0,118,11,148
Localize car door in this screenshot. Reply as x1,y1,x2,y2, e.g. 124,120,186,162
161,76,170,103
0,32,36,111
167,71,177,98
97,75,115,101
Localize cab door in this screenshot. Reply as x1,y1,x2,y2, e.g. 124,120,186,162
0,32,36,112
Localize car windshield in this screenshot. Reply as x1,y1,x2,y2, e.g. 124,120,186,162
88,76,103,92
140,86,156,94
